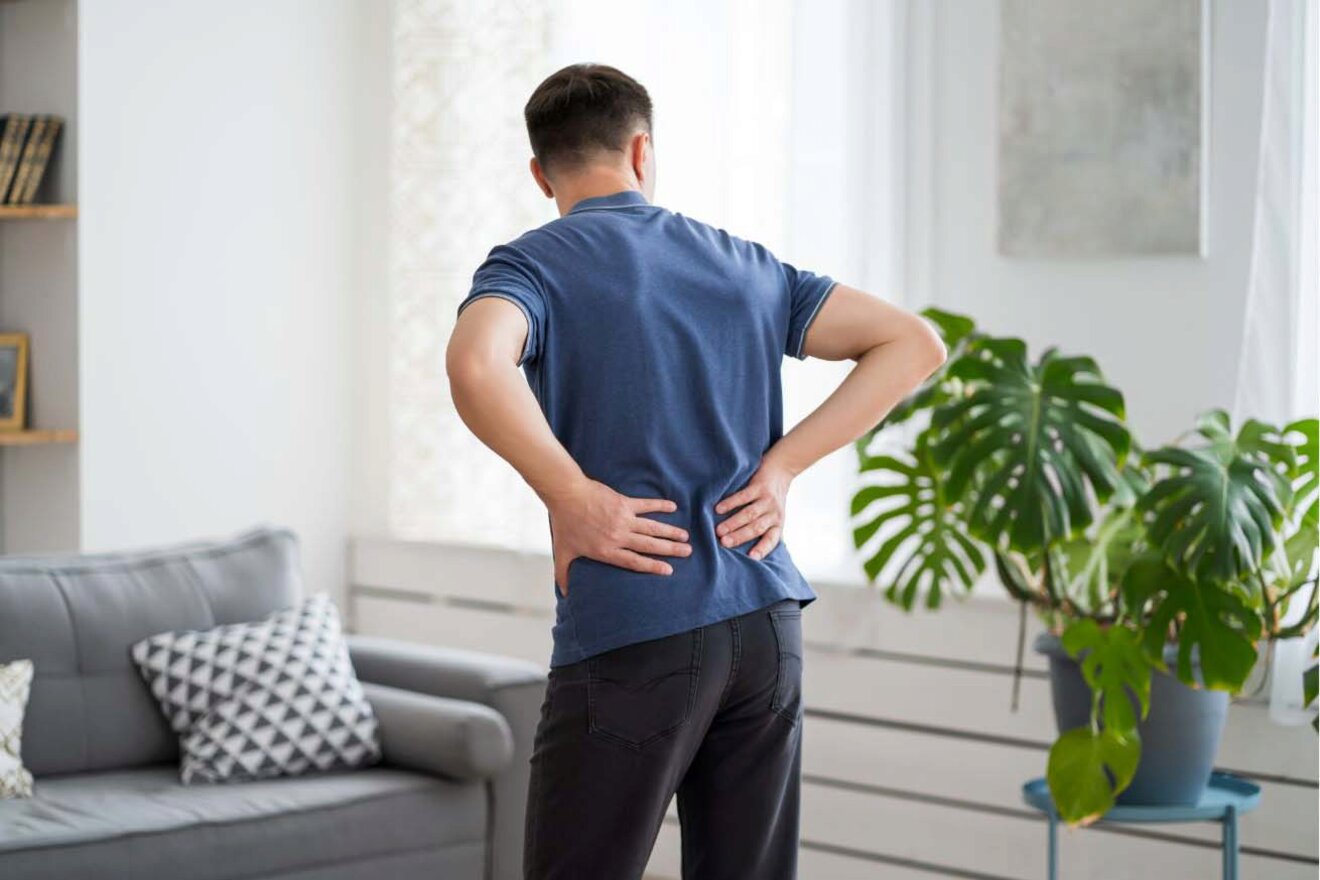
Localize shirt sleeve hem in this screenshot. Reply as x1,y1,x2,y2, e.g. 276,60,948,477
791,280,838,360
458,290,537,366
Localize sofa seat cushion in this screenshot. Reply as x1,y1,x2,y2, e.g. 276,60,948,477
0,766,486,880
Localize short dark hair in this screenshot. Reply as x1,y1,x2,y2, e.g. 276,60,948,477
524,64,652,173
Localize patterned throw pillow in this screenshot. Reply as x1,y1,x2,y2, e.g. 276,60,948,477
0,658,34,799
131,594,381,784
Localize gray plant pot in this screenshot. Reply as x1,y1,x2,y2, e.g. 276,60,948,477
1034,632,1229,806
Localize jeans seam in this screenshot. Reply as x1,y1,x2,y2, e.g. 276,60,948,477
768,609,802,725
687,627,704,718
717,616,740,711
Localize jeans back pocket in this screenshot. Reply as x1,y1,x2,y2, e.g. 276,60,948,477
586,629,703,750
768,605,804,725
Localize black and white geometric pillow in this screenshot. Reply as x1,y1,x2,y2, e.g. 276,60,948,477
131,594,381,784
0,659,34,799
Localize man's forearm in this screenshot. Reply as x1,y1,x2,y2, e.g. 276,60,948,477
447,356,584,502
766,336,943,477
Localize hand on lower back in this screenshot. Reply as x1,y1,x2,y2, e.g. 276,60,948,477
714,457,794,560
546,478,691,597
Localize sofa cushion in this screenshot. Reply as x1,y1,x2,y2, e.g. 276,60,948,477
0,526,303,777
0,765,487,880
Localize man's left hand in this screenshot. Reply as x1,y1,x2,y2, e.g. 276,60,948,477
714,456,795,560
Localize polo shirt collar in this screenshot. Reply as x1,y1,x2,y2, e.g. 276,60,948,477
567,190,651,214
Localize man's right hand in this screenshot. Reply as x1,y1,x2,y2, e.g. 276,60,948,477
544,478,691,597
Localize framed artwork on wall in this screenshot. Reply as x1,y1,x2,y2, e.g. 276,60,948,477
998,0,1206,257
0,333,29,432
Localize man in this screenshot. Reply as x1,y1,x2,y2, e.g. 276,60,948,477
446,64,946,880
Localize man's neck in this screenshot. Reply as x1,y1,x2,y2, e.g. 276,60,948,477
551,169,646,217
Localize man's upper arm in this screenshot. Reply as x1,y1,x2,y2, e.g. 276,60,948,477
454,243,548,367
449,296,533,368
799,283,931,362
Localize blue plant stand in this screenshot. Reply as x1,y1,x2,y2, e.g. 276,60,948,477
1021,772,1261,880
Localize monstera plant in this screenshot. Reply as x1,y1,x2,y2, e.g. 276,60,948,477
852,309,1319,825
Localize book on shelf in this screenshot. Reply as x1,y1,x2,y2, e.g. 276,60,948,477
2,114,64,206
0,115,31,203
7,115,45,204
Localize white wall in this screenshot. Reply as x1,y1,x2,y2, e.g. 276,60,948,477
350,3,393,541
912,0,1268,445
77,1,365,598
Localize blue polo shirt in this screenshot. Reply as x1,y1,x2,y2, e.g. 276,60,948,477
458,189,836,668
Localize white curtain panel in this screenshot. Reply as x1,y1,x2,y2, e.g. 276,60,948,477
386,0,905,583
1233,0,1318,427
1231,0,1318,725
388,0,553,549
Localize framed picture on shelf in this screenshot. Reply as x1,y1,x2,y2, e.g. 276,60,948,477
0,332,29,432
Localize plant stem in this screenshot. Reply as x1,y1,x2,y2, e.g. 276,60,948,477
1011,599,1027,712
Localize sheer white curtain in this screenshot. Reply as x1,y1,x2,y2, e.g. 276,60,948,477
387,0,552,550
1230,0,1318,724
386,0,906,583
1233,0,1318,426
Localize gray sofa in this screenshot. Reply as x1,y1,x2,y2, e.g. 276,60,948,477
0,526,546,880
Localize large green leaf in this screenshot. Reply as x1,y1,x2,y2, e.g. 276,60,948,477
852,441,986,609
1112,460,1153,510
1057,508,1144,613
1061,619,1154,732
929,340,1130,553
1140,415,1290,584
1047,727,1142,825
1269,419,1318,639
1280,525,1319,593
993,550,1037,603
1285,418,1318,528
875,308,980,430
1261,528,1318,641
1227,412,1298,468
1122,556,1262,691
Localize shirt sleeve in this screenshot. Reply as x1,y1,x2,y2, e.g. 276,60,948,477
457,244,548,367
780,261,838,360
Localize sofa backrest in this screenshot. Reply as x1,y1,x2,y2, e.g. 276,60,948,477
0,526,303,777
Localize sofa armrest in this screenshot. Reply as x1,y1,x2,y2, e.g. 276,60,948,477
347,635,547,880
362,682,513,781
348,635,546,701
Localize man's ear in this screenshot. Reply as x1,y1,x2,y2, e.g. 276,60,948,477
629,131,651,187
529,157,554,199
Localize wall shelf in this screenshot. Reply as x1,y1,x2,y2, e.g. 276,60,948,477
0,0,80,552
0,429,78,447
0,204,77,220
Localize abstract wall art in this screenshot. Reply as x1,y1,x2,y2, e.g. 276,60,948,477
998,0,1205,257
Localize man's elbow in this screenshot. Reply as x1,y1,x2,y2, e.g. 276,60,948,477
444,340,466,386
925,333,949,374
445,341,493,398
911,317,948,378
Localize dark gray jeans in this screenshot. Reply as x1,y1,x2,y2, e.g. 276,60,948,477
524,597,805,879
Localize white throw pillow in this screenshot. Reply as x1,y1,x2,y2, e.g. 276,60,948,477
131,594,381,784
0,658,34,799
